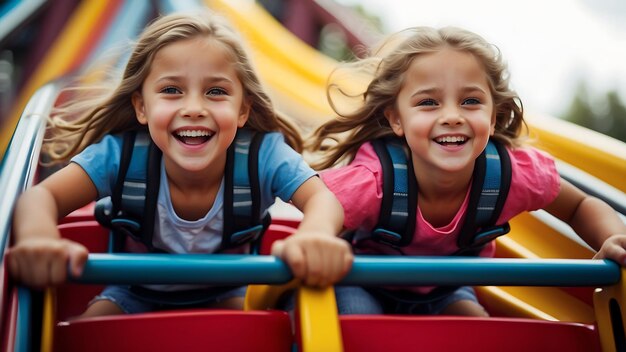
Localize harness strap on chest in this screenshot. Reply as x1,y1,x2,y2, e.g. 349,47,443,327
222,128,268,250
371,138,417,247
370,138,511,252
456,141,511,253
95,128,267,253
95,130,162,251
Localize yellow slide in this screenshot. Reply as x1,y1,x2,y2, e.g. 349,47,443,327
206,0,626,324
0,0,117,159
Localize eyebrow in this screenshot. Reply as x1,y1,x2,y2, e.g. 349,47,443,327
155,75,235,85
411,87,439,98
461,85,488,94
205,75,235,85
410,85,487,98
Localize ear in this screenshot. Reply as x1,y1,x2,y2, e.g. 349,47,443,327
237,99,251,128
384,106,404,136
132,91,148,125
489,112,497,136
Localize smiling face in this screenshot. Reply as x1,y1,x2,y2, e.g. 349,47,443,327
385,47,496,176
132,36,249,176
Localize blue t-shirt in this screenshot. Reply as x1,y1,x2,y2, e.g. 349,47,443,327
71,132,315,256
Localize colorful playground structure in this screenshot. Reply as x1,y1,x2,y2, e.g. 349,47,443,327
1,0,625,351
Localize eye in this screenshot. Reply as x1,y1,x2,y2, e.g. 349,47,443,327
207,87,227,96
462,98,481,105
417,99,438,106
161,86,181,94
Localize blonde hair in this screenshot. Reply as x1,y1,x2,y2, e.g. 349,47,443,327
45,11,303,162
308,26,525,170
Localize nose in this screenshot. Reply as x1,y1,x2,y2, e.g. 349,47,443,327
181,94,207,118
440,105,464,126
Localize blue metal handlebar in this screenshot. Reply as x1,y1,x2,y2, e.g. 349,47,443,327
72,254,621,287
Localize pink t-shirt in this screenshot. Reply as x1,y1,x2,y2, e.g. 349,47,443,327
321,141,560,260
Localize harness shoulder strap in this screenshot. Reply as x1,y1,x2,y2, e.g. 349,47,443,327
96,129,269,252
369,138,512,252
94,130,161,251
456,139,512,252
366,138,513,302
371,138,417,247
221,128,269,250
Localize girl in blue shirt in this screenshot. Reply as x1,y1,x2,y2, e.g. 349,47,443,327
8,12,352,317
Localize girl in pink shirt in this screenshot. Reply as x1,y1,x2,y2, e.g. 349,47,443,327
308,26,626,316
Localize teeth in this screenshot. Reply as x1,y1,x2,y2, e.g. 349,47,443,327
176,130,212,137
436,136,466,143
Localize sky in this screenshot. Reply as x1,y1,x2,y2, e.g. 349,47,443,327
337,0,626,117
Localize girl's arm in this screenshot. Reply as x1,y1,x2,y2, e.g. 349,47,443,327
8,163,96,288
544,178,626,264
271,176,353,287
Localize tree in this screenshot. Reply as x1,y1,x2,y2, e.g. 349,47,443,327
561,81,626,143
603,91,626,142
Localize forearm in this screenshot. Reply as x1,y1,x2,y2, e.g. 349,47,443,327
278,184,351,287
297,190,344,237
570,196,626,251
12,187,62,244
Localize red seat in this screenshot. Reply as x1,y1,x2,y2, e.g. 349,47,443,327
259,223,296,255
54,310,292,352
53,219,294,351
56,221,109,320
59,202,96,224
340,315,601,352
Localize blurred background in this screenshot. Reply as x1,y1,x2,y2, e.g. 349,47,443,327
1,0,625,142
261,0,626,142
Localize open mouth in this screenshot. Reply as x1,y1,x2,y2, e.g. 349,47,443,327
434,135,467,146
173,129,214,145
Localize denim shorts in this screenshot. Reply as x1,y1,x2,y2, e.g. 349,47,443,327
279,285,479,316
90,285,248,314
334,286,480,315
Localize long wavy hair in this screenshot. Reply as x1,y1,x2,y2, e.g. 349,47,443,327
308,26,525,170
45,11,303,162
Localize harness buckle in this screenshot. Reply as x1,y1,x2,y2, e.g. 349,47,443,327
371,228,403,246
110,218,142,241
230,224,265,246
472,223,511,247
94,196,114,226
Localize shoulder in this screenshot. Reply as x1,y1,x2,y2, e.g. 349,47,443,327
506,145,559,187
256,131,304,161
87,133,124,150
507,145,556,169
69,134,125,198
321,142,382,180
96,133,125,147
257,131,290,151
499,144,560,219
320,142,384,230
353,142,382,166
260,131,284,142
254,131,315,201
320,142,383,202
323,141,383,177
71,134,123,164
